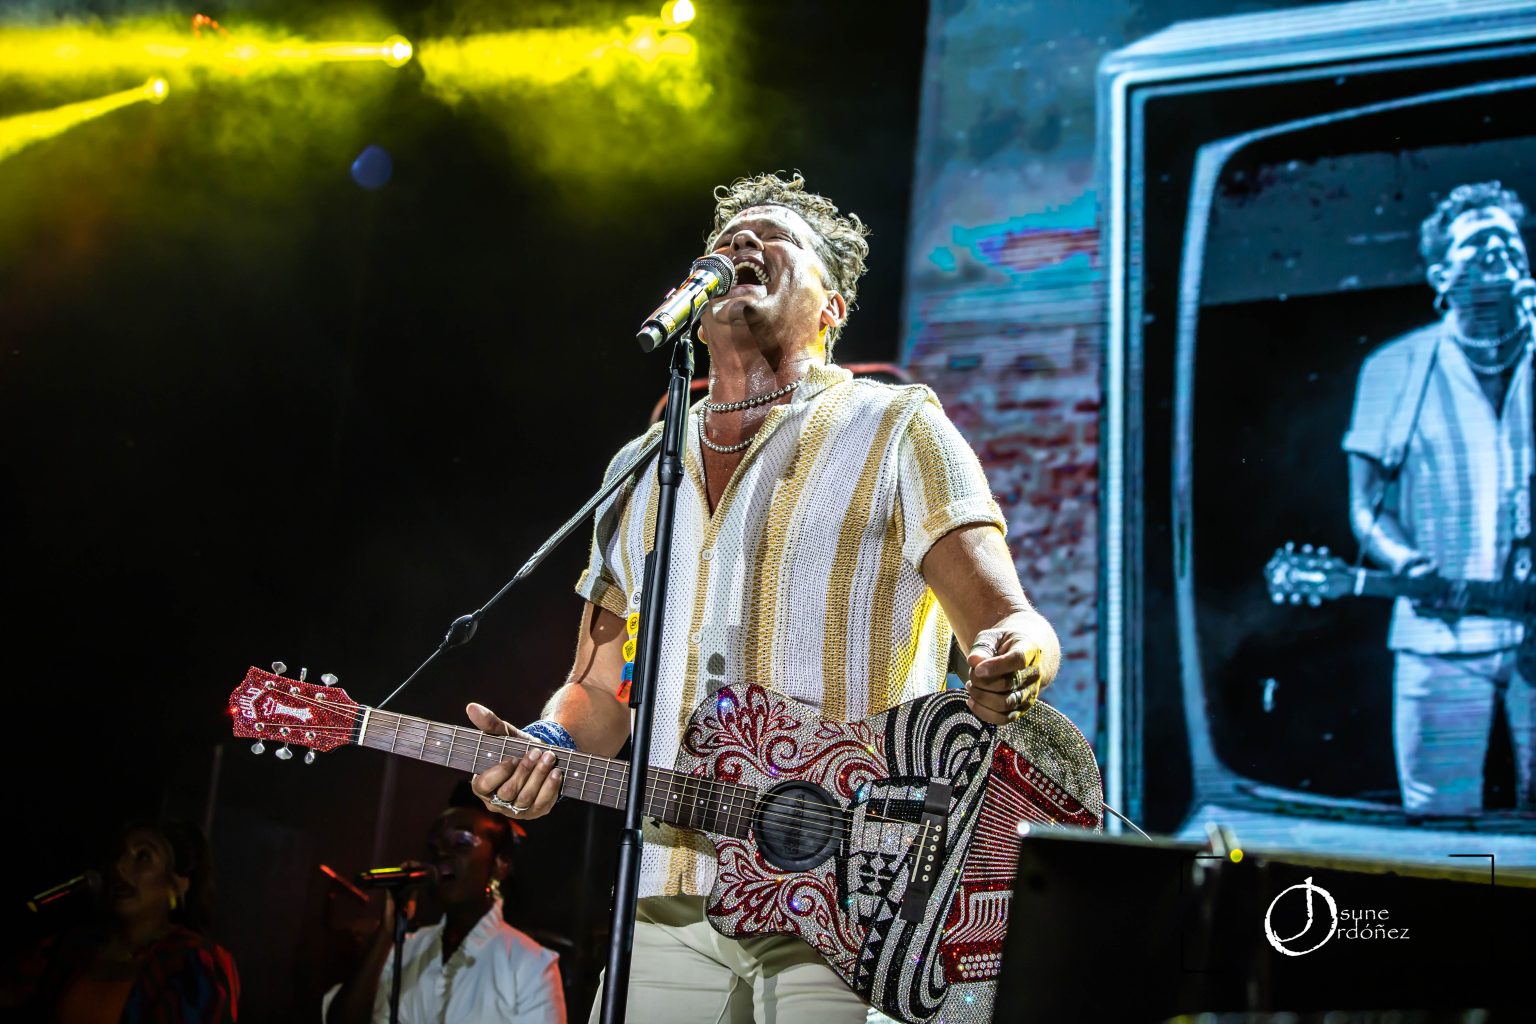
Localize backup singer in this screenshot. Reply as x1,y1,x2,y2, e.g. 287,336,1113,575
1344,181,1536,815
464,172,1061,1021
323,797,565,1024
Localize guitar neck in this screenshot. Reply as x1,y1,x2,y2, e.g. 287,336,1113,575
353,708,757,838
1352,571,1535,617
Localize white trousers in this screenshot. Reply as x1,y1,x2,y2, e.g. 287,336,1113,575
588,896,887,1024
1394,649,1536,814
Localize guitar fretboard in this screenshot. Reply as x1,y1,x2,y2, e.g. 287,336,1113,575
1353,573,1536,616
354,708,759,838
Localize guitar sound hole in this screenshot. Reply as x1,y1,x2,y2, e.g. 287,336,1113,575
753,781,843,872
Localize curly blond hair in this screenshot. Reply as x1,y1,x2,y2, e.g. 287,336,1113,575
705,172,871,354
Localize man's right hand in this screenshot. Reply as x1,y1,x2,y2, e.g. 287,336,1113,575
1397,552,1438,578
466,703,563,822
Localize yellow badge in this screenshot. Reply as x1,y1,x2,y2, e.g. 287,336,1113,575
622,637,637,663
626,612,641,637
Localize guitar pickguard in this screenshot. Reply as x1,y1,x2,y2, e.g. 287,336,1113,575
677,684,1102,1024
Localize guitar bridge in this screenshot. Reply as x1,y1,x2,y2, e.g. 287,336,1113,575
899,780,952,922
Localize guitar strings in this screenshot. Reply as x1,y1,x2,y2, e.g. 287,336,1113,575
237,680,928,840
238,680,912,840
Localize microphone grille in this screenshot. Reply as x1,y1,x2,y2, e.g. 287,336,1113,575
694,253,735,292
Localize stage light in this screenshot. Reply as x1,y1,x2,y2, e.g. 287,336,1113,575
0,77,168,165
663,1,698,29
1229,848,1244,864
383,35,413,68
0,22,417,81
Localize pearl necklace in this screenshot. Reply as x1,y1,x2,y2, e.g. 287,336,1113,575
699,427,755,454
1464,339,1531,376
702,376,804,412
1447,314,1528,350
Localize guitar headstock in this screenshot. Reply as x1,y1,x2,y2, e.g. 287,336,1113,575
226,663,361,762
1264,543,1354,606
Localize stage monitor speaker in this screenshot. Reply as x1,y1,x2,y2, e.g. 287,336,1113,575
994,831,1533,1021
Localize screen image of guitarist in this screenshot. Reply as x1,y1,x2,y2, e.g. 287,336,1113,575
1341,181,1536,818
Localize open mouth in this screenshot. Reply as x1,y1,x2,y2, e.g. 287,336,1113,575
731,260,770,289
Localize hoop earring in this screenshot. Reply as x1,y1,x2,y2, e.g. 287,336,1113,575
168,891,179,912
1434,288,1449,314
488,878,502,901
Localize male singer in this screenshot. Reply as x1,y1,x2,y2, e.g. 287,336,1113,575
465,172,1062,1021
1344,180,1536,815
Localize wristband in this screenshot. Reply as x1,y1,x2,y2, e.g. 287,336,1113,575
522,719,577,751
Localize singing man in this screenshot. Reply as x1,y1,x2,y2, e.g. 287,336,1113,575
464,172,1061,1021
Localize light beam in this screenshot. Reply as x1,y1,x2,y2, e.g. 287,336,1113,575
0,77,168,165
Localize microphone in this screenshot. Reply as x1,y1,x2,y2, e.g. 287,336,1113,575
636,254,736,352
27,870,102,912
1515,277,1536,321
355,864,451,889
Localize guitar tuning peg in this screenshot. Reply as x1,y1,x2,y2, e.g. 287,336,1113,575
1308,595,1322,607
1319,545,1330,556
1271,592,1284,604
271,661,287,675
298,667,308,682
1289,593,1302,604
1285,541,1295,552
275,744,294,761
1301,543,1314,554
250,740,266,755
303,749,317,765
320,673,338,686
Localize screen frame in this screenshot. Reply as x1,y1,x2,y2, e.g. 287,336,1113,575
1099,10,1536,829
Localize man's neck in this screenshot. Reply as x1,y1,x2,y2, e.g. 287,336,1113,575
1451,302,1524,342
706,338,821,407
441,896,494,954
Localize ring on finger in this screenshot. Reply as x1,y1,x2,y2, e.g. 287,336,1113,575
488,794,526,814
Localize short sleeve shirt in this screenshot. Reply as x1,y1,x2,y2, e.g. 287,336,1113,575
1342,323,1533,653
575,363,1007,898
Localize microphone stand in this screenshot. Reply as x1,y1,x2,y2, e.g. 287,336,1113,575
600,326,694,1024
389,899,408,1024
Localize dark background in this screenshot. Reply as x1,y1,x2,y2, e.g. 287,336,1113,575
0,1,926,1018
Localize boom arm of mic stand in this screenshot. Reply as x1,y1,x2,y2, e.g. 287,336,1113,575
372,430,663,710
600,329,693,1024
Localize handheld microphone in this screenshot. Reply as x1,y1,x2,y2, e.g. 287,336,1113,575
1515,277,1536,321
355,864,451,889
27,870,102,912
636,254,736,352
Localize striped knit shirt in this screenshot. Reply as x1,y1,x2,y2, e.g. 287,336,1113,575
576,362,1006,899
1343,322,1533,653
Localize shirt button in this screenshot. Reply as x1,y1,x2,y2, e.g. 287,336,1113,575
690,632,702,645
701,548,714,561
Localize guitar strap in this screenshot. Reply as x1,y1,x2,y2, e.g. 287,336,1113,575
1509,348,1535,678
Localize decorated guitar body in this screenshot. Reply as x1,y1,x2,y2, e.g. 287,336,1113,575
677,684,1100,1024
227,669,1102,1024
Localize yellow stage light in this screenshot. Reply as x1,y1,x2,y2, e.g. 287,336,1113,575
663,1,698,29
1229,848,1244,864
0,77,167,165
383,35,413,68
0,23,416,82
